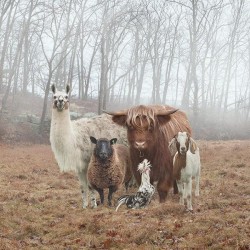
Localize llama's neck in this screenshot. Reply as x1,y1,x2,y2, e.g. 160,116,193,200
50,108,80,172
50,108,75,146
51,108,72,130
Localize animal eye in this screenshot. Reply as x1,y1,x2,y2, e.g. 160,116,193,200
53,96,57,99
148,125,153,132
128,125,134,130
65,96,68,99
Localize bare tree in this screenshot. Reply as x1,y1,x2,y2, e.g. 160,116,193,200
0,0,18,94
38,3,73,132
221,0,245,112
98,0,134,114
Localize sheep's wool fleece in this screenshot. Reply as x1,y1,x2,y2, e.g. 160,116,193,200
88,144,130,189
50,111,127,172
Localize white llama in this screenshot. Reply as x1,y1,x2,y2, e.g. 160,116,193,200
50,84,127,208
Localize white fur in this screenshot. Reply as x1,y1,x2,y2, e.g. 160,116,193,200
170,132,201,211
115,159,155,211
137,159,155,196
50,86,127,208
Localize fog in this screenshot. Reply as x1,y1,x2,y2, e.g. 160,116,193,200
0,0,249,140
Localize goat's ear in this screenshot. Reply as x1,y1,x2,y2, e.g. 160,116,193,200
90,136,97,144
51,84,56,94
169,137,177,156
189,138,197,154
110,138,117,145
66,85,70,94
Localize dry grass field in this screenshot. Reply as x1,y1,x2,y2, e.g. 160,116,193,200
0,140,249,249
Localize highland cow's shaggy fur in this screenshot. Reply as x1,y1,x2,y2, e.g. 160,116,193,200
106,105,192,203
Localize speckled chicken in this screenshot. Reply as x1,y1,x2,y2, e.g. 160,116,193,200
115,159,155,211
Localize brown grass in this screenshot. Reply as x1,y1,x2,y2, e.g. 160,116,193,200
0,140,249,249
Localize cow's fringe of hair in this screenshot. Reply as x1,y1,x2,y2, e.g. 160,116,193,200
126,105,156,130
126,105,191,141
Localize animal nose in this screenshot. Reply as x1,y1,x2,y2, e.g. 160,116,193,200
58,98,63,103
100,152,107,158
135,141,145,148
181,147,186,151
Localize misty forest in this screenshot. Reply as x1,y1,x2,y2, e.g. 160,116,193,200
0,1,249,249
0,0,249,140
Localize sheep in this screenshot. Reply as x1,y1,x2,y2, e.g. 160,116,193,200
169,132,201,211
87,136,132,206
50,85,127,208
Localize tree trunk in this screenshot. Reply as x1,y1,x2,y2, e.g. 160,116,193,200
0,0,16,93
39,74,52,133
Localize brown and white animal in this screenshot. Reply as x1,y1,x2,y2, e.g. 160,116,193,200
87,136,132,206
106,105,192,203
169,132,200,211
50,85,127,208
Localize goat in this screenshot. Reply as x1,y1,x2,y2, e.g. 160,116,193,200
87,136,132,206
169,132,200,211
115,159,155,211
50,85,127,208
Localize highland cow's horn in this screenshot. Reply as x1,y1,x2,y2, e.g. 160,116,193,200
156,109,178,116
103,110,127,116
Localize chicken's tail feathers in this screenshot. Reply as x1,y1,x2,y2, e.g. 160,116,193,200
115,195,130,212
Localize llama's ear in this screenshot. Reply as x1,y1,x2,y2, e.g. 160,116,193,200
110,138,117,145
66,85,70,94
189,138,197,154
169,137,177,156
51,84,56,94
90,136,97,144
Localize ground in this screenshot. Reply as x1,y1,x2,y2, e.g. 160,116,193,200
0,140,249,249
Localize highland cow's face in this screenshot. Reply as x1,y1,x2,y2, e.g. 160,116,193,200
51,84,70,111
126,116,156,152
106,105,178,158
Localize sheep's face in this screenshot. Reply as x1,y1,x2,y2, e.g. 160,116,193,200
51,84,70,112
176,132,189,155
90,137,117,163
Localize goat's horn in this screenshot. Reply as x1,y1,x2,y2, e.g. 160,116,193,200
157,109,178,116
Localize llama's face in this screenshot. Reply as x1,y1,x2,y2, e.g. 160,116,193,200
51,85,70,111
